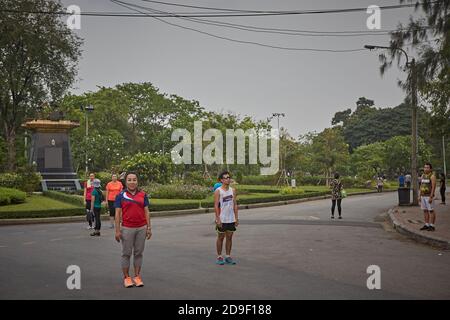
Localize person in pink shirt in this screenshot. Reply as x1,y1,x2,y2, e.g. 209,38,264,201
83,173,95,229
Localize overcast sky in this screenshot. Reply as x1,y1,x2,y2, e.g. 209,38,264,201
60,0,422,137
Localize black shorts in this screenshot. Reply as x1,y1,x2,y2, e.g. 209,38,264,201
216,222,236,233
108,201,115,216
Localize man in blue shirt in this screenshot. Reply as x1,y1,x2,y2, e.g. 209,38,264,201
399,174,405,187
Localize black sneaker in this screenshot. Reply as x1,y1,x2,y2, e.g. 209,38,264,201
420,225,429,231
338,216,342,219
427,226,435,231
90,231,100,236
331,216,335,219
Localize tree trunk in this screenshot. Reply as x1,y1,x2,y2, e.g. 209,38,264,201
5,127,16,171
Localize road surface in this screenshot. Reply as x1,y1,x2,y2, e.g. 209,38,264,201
1,192,449,299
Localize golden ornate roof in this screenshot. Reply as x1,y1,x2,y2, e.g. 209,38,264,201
21,119,80,132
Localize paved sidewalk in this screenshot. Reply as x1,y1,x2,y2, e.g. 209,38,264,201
388,190,450,249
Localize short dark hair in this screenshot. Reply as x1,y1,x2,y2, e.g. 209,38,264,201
424,162,432,169
125,171,139,181
334,173,340,179
218,171,230,180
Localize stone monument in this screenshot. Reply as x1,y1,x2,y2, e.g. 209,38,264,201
22,112,81,191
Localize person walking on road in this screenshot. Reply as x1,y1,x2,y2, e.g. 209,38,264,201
106,174,123,228
84,173,95,229
330,173,343,219
115,172,152,288
419,162,437,231
376,176,384,193
90,179,104,236
439,173,446,205
214,171,239,266
405,173,412,189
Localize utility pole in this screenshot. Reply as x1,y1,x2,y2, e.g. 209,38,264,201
82,105,94,177
410,58,419,205
364,45,419,205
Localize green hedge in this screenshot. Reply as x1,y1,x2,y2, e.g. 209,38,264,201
149,202,201,211
143,184,210,200
240,175,277,185
233,185,280,194
0,207,85,219
199,191,328,208
0,187,27,206
43,191,85,207
43,191,109,214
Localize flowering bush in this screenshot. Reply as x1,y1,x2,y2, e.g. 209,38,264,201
279,187,305,195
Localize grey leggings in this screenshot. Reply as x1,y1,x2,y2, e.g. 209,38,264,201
121,226,147,269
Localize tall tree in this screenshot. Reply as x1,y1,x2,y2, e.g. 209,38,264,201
310,127,350,184
0,0,82,170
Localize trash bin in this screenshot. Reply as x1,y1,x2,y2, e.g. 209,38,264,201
398,187,411,206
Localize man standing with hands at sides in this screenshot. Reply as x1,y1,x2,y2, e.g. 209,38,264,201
114,172,152,288
214,171,238,266
419,162,437,231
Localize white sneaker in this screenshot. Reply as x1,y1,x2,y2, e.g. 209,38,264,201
86,226,91,230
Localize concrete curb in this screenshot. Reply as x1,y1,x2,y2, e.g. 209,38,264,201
0,189,393,226
387,208,450,250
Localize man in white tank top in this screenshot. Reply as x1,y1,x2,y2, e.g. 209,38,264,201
214,171,239,265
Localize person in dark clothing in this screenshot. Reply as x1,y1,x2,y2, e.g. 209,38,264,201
330,173,343,219
440,173,446,205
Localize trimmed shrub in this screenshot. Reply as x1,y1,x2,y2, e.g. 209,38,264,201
240,175,277,185
149,202,200,212
142,184,210,200
0,187,27,206
280,187,305,195
43,191,84,207
233,185,279,194
0,208,85,219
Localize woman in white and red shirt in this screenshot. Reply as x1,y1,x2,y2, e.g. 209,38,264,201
114,172,151,288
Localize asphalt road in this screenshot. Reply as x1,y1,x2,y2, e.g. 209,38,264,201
1,192,449,299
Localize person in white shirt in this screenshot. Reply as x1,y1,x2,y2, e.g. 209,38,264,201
214,171,239,265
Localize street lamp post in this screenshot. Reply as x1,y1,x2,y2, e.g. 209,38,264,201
81,104,94,177
364,45,419,205
271,113,288,186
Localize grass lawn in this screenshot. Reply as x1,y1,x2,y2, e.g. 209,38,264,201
0,195,80,212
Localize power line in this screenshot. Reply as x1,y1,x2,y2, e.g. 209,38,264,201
0,1,434,18
110,0,367,53
126,1,432,37
137,0,430,15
